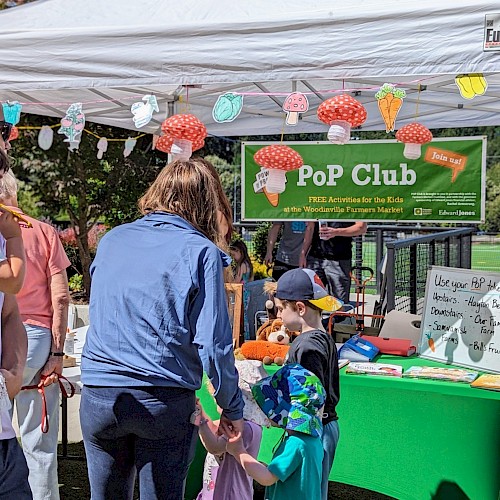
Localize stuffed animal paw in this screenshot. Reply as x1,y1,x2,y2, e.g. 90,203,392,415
239,340,289,365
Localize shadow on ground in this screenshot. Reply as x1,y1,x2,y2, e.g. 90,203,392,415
59,442,395,500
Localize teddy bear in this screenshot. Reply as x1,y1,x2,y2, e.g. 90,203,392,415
237,318,297,365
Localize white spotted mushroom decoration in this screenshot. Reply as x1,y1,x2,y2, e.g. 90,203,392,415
156,114,207,160
395,123,433,160
317,94,367,144
283,92,309,126
254,145,303,194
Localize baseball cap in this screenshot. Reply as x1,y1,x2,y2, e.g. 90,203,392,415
251,363,326,437
276,268,343,312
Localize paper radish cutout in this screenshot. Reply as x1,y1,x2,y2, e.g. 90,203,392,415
375,84,406,132
123,137,137,157
97,137,108,159
283,92,309,126
131,95,159,128
212,93,244,123
2,101,22,125
58,103,85,150
38,126,54,150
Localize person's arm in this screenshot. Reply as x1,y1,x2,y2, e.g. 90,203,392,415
264,222,282,267
0,294,27,398
0,211,25,294
293,347,326,384
299,222,315,268
320,221,367,240
192,246,244,432
40,270,70,387
226,436,278,486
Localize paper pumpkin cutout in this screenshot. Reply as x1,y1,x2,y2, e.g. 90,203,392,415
8,126,18,141
97,137,108,159
38,126,54,150
2,101,22,125
395,123,433,160
131,95,159,128
455,74,488,99
254,145,303,194
123,138,137,157
283,92,309,126
375,84,406,132
317,94,367,144
212,93,243,123
58,103,85,150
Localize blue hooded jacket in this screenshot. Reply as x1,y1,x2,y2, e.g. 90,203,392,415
81,212,243,419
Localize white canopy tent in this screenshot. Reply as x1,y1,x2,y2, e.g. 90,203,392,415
0,0,499,136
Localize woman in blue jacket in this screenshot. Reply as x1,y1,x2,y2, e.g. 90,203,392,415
80,158,244,500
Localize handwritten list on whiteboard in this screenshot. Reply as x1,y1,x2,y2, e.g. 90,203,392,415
419,266,500,374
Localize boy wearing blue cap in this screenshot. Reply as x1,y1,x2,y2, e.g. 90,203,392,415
267,267,343,500
226,364,326,500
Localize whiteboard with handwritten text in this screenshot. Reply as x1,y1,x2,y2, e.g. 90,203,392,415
419,266,500,373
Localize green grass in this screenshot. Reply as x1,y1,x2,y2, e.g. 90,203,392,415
471,243,500,272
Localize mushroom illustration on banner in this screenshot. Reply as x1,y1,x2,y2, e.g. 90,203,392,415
1,101,22,125
96,137,108,159
375,84,406,132
254,145,303,194
38,126,54,150
317,94,367,144
283,92,309,126
58,103,85,151
253,167,279,207
131,95,159,128
212,93,244,123
395,123,433,160
157,114,207,160
455,74,487,99
123,138,137,157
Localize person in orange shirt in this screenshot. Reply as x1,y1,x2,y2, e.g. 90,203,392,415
0,170,71,500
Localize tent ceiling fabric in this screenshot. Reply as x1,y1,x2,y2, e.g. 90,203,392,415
0,0,499,136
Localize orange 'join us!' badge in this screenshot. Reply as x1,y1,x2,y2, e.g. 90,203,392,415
424,147,467,182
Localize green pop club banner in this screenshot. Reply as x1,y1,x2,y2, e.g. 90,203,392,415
242,137,486,222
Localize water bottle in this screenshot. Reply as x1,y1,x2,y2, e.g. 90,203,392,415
64,330,75,355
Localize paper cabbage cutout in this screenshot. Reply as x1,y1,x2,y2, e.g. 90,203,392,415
131,95,159,128
212,93,243,123
58,103,85,150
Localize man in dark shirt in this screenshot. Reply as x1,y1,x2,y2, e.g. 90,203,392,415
270,268,342,500
300,221,367,304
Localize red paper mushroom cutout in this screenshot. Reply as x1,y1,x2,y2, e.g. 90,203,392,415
254,145,303,194
158,114,207,160
395,123,433,160
283,92,309,126
317,94,367,144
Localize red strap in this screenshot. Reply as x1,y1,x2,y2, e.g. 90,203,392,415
21,375,75,434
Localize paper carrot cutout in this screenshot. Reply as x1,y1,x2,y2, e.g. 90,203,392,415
375,84,406,133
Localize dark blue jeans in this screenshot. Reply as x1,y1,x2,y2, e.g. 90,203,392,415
80,386,198,500
0,438,32,499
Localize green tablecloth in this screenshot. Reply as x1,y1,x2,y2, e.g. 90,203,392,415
186,355,500,500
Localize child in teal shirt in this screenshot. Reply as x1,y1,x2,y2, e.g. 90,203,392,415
226,364,325,500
